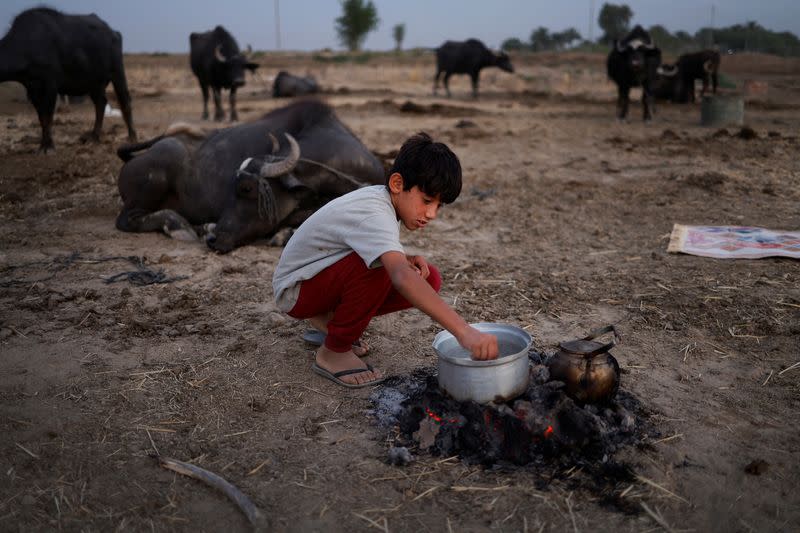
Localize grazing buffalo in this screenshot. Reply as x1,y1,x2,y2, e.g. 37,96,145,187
433,39,514,98
115,100,385,253
189,26,259,122
0,7,136,152
606,25,662,121
272,71,320,98
676,50,721,102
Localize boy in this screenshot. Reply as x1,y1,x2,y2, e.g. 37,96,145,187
272,132,498,388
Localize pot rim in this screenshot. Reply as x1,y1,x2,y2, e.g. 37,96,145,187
433,322,532,367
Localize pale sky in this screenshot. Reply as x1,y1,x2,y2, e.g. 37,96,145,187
2,1,798,53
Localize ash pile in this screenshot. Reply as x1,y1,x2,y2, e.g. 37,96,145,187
369,356,660,468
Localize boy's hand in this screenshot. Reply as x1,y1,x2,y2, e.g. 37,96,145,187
407,255,430,278
458,326,499,360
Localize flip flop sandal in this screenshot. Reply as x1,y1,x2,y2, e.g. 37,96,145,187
311,363,385,389
302,329,369,355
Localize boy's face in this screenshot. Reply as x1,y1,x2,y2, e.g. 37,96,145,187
388,173,442,231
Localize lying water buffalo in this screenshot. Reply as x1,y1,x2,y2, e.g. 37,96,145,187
653,63,685,103
433,39,514,98
189,25,258,121
0,7,136,152
676,50,721,102
606,25,662,121
115,100,385,253
272,71,320,98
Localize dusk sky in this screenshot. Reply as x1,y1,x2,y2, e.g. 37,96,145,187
2,1,799,53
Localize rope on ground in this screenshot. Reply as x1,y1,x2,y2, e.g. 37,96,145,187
0,252,188,288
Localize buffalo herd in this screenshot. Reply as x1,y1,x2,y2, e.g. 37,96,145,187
1,7,724,251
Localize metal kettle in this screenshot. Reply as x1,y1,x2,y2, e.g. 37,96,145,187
547,325,621,404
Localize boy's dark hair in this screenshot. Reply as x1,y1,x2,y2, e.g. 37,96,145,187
388,132,462,204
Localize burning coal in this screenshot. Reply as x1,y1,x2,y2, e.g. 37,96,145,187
369,353,658,468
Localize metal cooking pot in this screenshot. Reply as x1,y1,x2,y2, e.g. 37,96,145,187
547,325,621,404
433,323,531,404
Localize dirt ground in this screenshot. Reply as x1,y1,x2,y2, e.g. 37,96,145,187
1,51,799,532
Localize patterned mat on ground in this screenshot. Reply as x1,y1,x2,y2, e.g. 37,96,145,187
667,224,800,259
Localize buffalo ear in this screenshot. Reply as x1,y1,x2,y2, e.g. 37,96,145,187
235,175,260,199
246,62,260,72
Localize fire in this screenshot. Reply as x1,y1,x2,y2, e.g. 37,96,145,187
426,407,458,425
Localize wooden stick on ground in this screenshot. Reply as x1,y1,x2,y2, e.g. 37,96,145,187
158,456,267,531
640,501,675,533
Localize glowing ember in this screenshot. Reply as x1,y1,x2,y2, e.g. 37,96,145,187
544,425,554,438
426,407,458,425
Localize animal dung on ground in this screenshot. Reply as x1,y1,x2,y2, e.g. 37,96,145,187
744,459,769,475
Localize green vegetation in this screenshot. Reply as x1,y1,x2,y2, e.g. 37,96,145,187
501,2,800,56
598,3,633,44
311,51,374,64
334,0,380,52
393,23,405,52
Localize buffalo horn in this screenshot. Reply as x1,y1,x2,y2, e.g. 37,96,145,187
627,39,644,50
267,133,280,154
214,45,227,63
615,40,627,53
259,133,300,177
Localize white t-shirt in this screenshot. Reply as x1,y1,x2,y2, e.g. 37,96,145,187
272,185,406,312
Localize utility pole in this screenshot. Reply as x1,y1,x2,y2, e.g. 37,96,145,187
709,4,715,47
274,0,281,50
589,0,595,42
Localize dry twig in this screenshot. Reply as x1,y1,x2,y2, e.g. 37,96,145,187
653,433,683,445
778,361,800,375
635,475,689,504
640,501,675,532
158,456,267,531
15,442,39,459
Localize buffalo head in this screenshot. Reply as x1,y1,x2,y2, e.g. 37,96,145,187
614,25,658,74
206,133,305,253
213,44,259,88
495,51,514,73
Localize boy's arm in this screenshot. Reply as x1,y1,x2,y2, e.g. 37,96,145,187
381,251,499,360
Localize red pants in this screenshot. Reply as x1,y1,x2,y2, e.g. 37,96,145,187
288,252,442,352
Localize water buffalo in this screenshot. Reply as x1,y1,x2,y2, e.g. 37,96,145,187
676,50,721,102
272,71,320,98
189,26,259,122
653,63,686,102
433,39,514,98
606,25,662,121
115,100,385,253
0,7,136,152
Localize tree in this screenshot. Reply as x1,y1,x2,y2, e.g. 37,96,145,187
598,3,633,43
501,37,527,51
552,28,582,50
335,0,380,52
530,27,552,52
392,23,405,51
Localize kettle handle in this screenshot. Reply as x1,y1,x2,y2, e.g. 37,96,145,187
580,325,620,355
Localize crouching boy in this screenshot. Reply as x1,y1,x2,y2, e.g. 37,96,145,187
272,132,498,388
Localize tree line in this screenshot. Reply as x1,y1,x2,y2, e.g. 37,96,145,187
500,2,800,56
332,0,799,57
